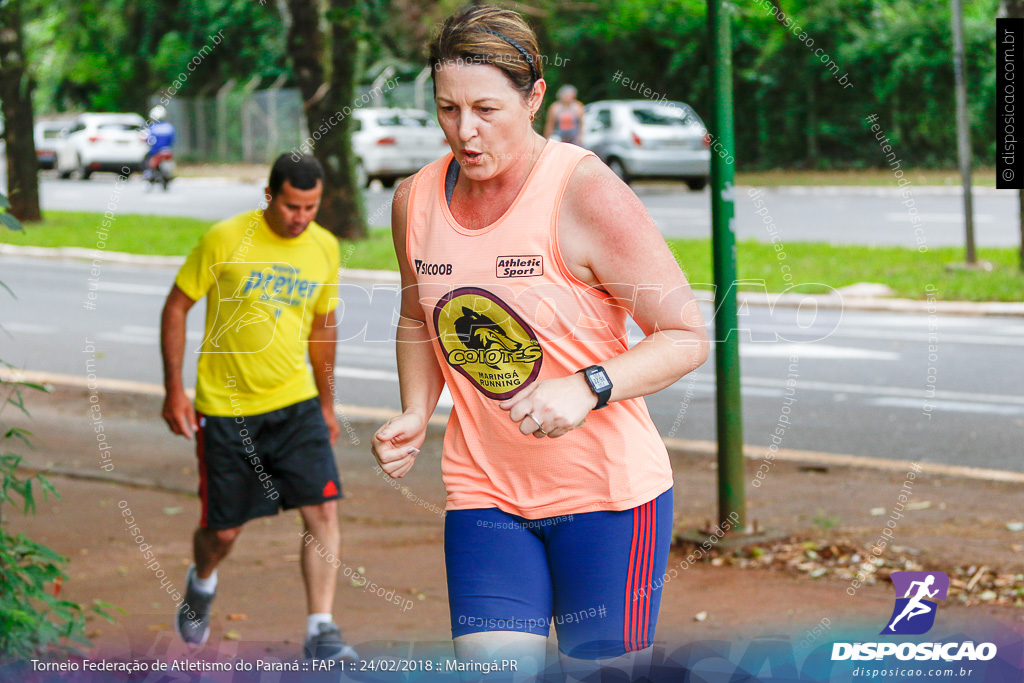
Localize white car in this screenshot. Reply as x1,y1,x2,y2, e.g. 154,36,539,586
56,113,149,180
582,100,711,190
351,108,450,188
34,121,68,170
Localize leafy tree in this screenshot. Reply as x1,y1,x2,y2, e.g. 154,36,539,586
25,0,289,114
0,205,116,663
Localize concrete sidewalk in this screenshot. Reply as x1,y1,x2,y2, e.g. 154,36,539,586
6,385,1024,663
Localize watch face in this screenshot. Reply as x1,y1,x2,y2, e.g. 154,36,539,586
588,368,611,391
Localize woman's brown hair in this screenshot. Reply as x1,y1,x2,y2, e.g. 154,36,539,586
427,5,543,98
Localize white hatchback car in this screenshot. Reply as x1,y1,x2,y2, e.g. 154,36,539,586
56,113,149,179
351,108,450,188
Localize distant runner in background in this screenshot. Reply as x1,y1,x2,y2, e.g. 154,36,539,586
544,84,585,145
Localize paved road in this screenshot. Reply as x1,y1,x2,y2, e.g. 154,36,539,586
36,173,1020,248
2,257,1021,471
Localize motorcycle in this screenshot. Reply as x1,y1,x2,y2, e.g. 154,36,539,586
145,149,175,191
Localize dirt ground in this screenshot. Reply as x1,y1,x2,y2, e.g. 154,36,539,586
5,385,1023,666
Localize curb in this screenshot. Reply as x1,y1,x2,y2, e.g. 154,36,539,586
0,243,186,267
3,243,1022,317
754,185,1006,197
7,368,1024,487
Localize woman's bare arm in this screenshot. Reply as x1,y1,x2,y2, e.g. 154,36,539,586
556,155,710,402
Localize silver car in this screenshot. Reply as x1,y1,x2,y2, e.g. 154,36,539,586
582,100,710,190
352,108,449,188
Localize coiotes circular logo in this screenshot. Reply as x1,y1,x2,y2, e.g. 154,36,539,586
433,287,543,400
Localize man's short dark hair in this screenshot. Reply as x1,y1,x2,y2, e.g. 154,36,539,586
269,154,324,195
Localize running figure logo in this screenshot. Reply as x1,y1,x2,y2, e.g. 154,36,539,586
880,571,949,635
207,267,280,348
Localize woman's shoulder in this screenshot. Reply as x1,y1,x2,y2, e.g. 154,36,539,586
393,154,450,223
561,155,636,224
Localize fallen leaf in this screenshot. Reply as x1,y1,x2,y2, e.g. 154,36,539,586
224,630,241,641
870,507,885,516
147,624,169,631
1006,522,1024,532
906,501,931,511
163,507,183,516
227,614,248,621
694,611,708,622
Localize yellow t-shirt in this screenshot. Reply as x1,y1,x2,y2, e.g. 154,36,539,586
175,210,340,417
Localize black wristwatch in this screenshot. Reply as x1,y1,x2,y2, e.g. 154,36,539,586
577,365,613,410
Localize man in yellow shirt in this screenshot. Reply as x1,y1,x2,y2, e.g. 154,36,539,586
160,155,355,662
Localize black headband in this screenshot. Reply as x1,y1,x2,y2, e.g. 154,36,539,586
474,27,539,84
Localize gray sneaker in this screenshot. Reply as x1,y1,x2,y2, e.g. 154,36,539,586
175,566,215,648
303,622,359,662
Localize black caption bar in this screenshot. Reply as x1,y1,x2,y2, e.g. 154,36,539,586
998,18,1023,189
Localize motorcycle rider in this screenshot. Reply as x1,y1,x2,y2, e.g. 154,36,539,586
144,105,176,180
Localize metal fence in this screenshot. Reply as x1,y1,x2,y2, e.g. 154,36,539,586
165,75,426,163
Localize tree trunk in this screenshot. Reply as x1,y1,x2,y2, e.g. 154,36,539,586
0,2,41,222
285,0,366,240
1002,0,1024,270
807,78,817,163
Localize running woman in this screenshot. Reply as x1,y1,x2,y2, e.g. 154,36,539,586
543,84,585,145
371,6,709,677
160,155,356,662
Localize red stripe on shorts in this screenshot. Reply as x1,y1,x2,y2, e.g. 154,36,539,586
632,501,648,651
641,497,657,648
624,504,640,652
637,500,651,650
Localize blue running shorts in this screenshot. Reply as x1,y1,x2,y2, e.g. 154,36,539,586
444,487,673,659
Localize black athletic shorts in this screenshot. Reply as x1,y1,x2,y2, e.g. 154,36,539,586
195,397,342,530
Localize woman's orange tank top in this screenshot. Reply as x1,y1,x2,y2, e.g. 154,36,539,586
406,139,673,520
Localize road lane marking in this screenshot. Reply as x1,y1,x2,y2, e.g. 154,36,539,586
885,212,993,223
746,325,1024,348
867,397,1024,415
679,374,1024,407
740,343,899,360
4,367,1020,483
3,322,60,334
95,282,171,295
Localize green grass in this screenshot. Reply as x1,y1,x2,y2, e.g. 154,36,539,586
0,211,212,255
0,211,399,270
2,211,1020,302
668,238,1023,302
